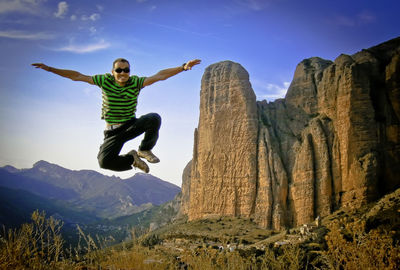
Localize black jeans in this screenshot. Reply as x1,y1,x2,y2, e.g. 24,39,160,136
97,113,161,171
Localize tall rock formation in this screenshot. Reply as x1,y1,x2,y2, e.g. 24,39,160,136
182,37,400,229
188,62,259,220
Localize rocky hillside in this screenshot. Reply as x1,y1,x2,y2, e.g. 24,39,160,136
181,37,400,229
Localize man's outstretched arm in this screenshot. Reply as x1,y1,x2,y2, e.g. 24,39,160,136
32,63,94,85
143,59,201,87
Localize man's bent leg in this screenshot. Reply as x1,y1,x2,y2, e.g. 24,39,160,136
125,113,161,151
98,130,134,171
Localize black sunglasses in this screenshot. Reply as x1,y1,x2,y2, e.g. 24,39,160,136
114,68,130,73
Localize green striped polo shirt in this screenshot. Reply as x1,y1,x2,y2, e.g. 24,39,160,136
92,73,146,124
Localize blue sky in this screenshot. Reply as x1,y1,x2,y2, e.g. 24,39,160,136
0,0,399,186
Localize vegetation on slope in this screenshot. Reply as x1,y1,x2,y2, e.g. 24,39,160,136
1,189,399,269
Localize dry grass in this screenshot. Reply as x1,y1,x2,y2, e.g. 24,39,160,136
0,212,308,270
314,219,400,270
177,244,308,270
1,189,399,270
0,210,66,270
98,245,176,270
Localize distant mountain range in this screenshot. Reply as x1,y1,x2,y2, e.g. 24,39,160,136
0,186,101,228
0,161,181,228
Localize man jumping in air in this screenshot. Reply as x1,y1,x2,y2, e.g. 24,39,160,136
32,58,201,173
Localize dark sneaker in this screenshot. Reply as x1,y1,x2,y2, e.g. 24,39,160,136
128,150,149,173
138,150,160,163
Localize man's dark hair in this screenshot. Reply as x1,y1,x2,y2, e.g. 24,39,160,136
113,58,130,69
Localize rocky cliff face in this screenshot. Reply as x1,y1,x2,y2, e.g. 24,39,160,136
181,37,400,229
188,62,259,220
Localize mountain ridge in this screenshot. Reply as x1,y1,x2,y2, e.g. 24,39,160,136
0,160,180,219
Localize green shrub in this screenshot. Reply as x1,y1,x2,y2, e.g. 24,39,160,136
141,233,162,247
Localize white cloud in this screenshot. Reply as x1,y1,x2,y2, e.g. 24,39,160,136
89,26,97,35
54,1,68,18
70,14,77,21
253,80,290,101
0,30,55,40
81,13,100,21
234,0,269,11
90,13,100,21
0,0,46,14
330,10,376,27
21,0,45,4
55,39,110,53
357,10,376,24
96,5,104,12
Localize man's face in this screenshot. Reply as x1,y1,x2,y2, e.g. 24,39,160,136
112,61,130,86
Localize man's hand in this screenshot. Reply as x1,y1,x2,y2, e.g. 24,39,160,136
32,63,51,71
184,59,201,70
